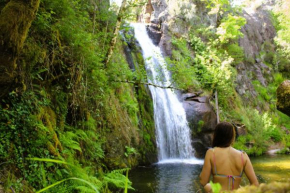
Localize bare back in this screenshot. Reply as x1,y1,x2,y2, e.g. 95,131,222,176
211,147,244,190
200,146,259,191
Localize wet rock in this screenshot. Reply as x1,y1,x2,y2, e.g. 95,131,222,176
277,80,290,116
192,139,210,158
182,94,217,158
146,23,162,45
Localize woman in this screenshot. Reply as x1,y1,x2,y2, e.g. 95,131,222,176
199,122,259,192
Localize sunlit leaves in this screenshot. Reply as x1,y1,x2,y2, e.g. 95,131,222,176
202,0,231,15
216,14,246,44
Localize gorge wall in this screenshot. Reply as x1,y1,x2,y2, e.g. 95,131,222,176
138,0,282,157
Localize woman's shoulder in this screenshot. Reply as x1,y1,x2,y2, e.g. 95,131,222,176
231,148,249,160
205,148,214,156
232,147,245,153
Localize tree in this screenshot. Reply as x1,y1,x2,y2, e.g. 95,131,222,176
105,0,127,67
0,0,40,98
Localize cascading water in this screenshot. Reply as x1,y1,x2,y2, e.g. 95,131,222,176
132,23,197,162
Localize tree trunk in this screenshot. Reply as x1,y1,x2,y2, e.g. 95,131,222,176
104,0,127,67
215,90,220,123
0,0,40,98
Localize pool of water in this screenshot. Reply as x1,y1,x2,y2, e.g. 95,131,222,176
128,154,290,193
251,154,290,183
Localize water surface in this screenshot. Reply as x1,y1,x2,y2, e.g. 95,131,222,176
129,154,290,193
129,162,204,193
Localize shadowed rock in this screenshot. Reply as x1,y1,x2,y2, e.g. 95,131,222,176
277,80,290,117
182,94,217,158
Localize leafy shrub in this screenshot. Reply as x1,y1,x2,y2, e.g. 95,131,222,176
233,108,278,155
269,127,283,142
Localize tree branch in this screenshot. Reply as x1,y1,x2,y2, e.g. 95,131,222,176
111,80,182,90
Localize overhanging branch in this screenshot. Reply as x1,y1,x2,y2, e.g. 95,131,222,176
111,80,181,90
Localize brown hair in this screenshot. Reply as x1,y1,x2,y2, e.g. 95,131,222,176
212,122,235,147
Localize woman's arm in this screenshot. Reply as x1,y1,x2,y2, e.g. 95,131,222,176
243,153,259,186
200,149,212,186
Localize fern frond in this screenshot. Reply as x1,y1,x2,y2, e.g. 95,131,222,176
26,158,71,166
59,131,82,152
36,177,100,193
103,169,134,190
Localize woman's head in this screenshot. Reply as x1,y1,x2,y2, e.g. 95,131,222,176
212,122,235,147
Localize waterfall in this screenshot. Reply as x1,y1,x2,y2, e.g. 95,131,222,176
132,23,195,162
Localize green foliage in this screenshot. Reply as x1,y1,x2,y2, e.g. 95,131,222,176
252,80,271,102
202,0,231,15
216,14,246,44
191,35,237,106
103,169,134,191
0,0,141,192
124,146,138,157
282,135,290,147
197,120,205,133
252,73,286,112
26,158,101,193
232,108,278,155
0,92,55,188
209,181,222,193
36,177,99,193
272,0,290,77
225,43,245,64
124,169,129,193
165,38,200,90
167,31,238,108
269,127,283,142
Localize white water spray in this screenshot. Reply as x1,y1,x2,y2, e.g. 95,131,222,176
132,23,198,162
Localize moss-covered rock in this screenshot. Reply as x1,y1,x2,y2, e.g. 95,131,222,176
0,0,40,98
122,28,157,165
277,80,290,117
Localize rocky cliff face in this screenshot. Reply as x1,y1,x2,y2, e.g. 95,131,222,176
141,0,214,55
236,4,276,106
121,28,158,165
143,0,276,102
138,0,278,156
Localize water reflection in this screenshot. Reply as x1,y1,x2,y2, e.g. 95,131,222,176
129,154,290,193
251,154,290,183
155,164,203,193
129,163,203,193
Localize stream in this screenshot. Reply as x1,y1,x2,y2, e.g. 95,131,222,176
129,154,290,193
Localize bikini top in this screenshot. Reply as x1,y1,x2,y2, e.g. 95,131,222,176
211,148,245,190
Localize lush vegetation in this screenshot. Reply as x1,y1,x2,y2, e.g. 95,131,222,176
0,0,290,192
0,0,153,192
166,0,290,156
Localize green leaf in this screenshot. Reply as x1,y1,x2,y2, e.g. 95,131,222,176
36,177,99,193
210,181,221,193
26,158,72,166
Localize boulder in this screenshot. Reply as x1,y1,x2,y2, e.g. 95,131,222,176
146,23,162,46
277,80,290,117
182,94,217,158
